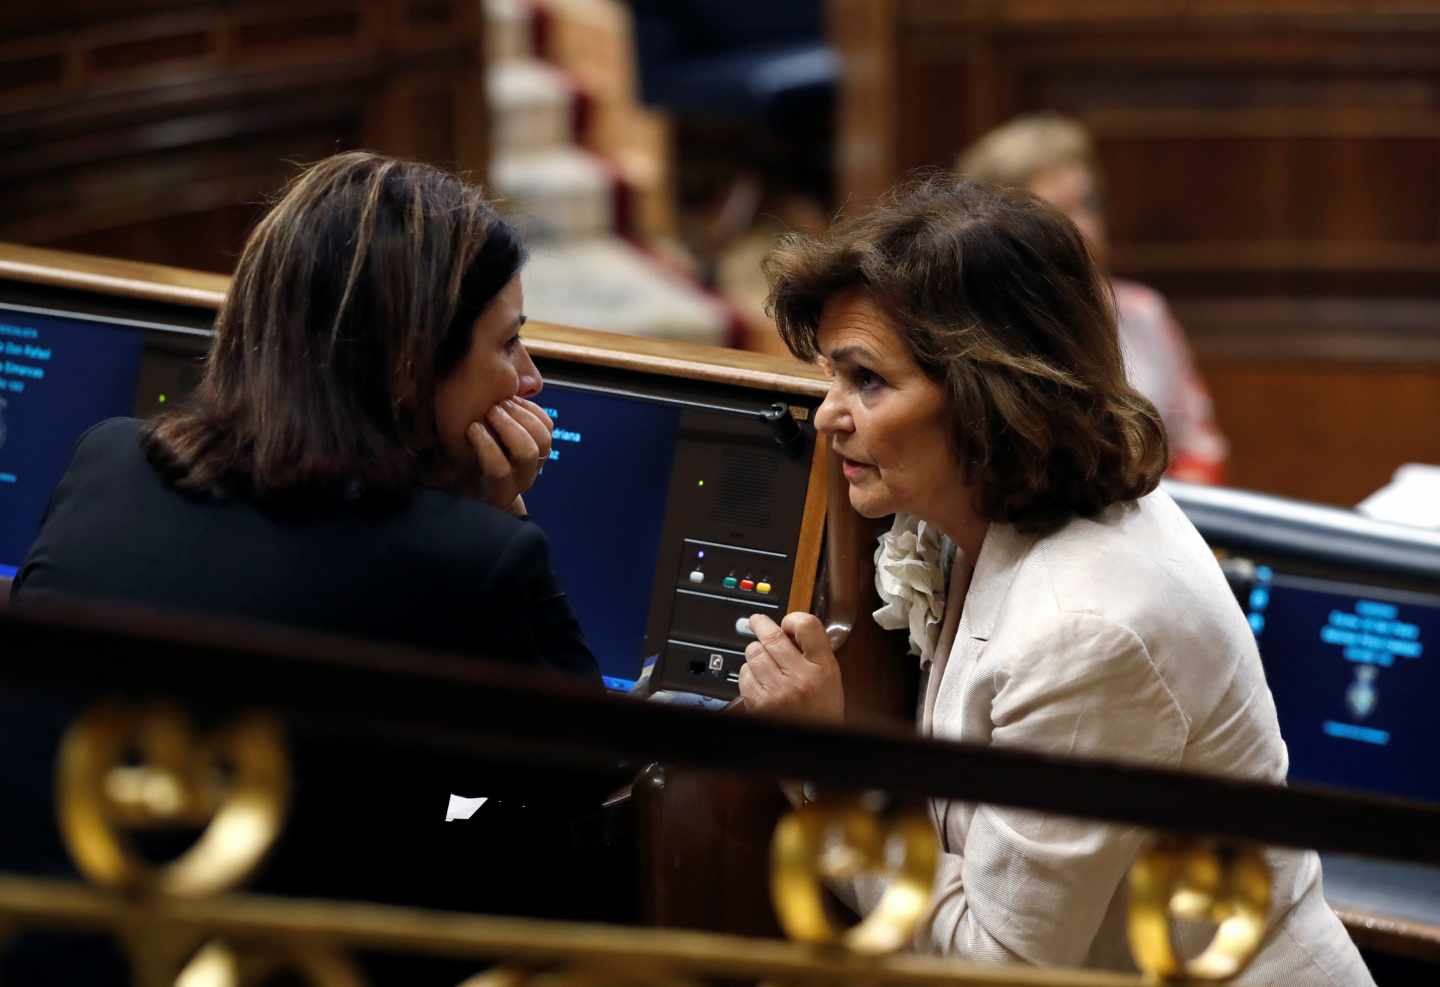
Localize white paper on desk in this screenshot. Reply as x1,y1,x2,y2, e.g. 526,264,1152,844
445,794,488,821
1357,463,1440,530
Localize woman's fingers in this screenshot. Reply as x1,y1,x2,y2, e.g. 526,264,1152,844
741,611,846,723
744,639,784,687
467,420,523,512
466,420,513,481
747,614,803,672
506,398,554,462
737,660,763,704
782,611,835,668
486,401,541,465
468,398,551,511
512,397,554,435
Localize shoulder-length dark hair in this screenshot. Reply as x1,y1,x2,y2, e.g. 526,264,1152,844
765,176,1165,533
145,151,526,506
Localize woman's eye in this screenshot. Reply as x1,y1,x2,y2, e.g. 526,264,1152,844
855,368,884,391
503,335,521,353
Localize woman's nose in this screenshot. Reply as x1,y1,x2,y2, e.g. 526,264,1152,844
516,345,543,398
813,388,848,434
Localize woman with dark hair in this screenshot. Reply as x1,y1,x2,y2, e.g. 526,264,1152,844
739,178,1372,982
2,157,612,972
12,151,595,678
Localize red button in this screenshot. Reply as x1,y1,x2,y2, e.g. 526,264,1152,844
739,578,755,591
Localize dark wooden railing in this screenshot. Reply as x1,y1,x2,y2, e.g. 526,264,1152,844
5,600,1438,865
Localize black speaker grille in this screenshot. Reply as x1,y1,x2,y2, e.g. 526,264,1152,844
711,448,777,528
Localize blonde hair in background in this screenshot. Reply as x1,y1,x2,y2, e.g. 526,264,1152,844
955,114,1098,189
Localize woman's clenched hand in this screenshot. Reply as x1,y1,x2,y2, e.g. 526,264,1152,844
466,397,553,515
738,611,844,722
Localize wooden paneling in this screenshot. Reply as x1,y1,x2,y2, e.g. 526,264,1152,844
0,1,486,272
830,0,1440,504
1203,359,1440,506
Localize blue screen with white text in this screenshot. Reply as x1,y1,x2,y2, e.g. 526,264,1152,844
0,307,145,577
522,384,680,690
1247,570,1439,803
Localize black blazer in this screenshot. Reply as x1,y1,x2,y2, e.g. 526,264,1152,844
12,418,598,679
3,420,623,968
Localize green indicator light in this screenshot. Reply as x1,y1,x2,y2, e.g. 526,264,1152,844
697,479,704,487
157,393,167,403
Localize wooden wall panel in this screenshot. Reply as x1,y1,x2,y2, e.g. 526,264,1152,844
0,0,486,272
829,0,1440,505
1203,360,1440,506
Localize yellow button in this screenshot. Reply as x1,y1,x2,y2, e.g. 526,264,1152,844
756,581,772,595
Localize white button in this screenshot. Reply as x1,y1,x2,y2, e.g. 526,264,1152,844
708,653,725,672
689,570,705,583
736,617,755,637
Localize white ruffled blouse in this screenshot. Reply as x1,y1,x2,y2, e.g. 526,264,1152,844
871,513,958,669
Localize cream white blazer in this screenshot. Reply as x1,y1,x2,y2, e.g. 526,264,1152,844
857,490,1374,985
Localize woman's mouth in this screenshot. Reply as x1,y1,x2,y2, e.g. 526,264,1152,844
840,457,873,480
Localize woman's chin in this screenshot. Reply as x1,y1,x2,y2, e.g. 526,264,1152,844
847,487,892,519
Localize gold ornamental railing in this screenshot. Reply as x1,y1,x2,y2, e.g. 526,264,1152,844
2,604,1438,985
0,874,1153,987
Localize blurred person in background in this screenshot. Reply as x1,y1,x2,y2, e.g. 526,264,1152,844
957,114,1228,484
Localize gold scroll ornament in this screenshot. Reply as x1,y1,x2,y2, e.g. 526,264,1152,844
174,940,365,987
57,704,290,898
1128,839,1271,981
770,798,939,954
458,970,701,987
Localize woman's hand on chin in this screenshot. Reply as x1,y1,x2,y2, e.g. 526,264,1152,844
738,612,845,723
466,397,553,514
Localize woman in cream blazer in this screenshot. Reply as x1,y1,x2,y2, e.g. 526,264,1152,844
735,177,1373,983
863,499,1368,982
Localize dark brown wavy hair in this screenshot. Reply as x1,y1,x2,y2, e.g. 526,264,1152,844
145,151,525,506
765,176,1166,533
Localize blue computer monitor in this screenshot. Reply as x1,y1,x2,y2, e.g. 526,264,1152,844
1244,568,1439,803
1,305,148,578
523,383,681,692
519,373,817,699
1,299,816,698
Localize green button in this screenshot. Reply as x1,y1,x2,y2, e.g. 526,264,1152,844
722,576,739,589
